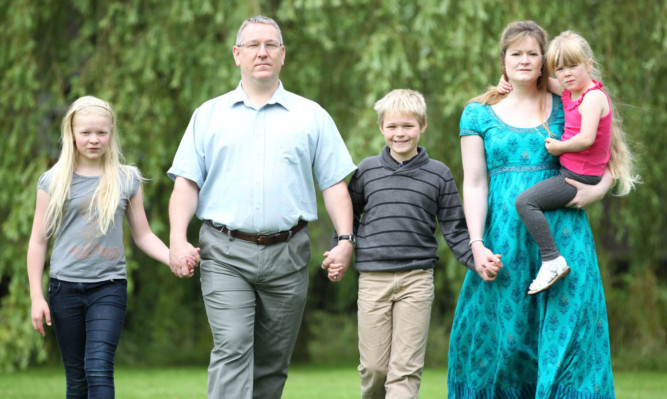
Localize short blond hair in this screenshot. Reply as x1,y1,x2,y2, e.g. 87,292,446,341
374,89,427,128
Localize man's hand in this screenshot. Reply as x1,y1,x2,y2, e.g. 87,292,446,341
169,240,200,278
321,240,354,282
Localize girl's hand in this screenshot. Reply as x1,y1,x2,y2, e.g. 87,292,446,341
497,75,513,94
170,241,199,278
545,137,565,156
31,298,51,337
183,252,200,276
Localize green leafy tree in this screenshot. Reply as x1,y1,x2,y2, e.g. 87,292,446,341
1,0,664,371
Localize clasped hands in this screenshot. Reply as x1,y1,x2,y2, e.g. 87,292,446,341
169,240,201,278
321,240,354,282
321,240,503,283
471,242,503,281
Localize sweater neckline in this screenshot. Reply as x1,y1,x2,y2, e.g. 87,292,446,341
380,146,429,171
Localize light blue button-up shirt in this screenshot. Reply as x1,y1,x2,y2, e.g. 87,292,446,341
168,82,356,233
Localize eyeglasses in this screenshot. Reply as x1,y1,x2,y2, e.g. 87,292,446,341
237,41,283,52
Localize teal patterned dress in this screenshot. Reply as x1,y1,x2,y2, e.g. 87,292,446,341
447,95,615,398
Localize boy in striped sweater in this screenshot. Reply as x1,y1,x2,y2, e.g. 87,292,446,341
326,89,502,399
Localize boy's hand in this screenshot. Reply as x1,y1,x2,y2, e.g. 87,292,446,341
476,256,503,281
321,240,353,280
545,137,565,156
497,75,513,94
322,248,350,282
325,261,348,282
471,242,503,282
478,256,503,281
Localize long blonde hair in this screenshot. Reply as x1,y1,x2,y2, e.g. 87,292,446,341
470,20,550,107
44,95,141,237
546,31,640,195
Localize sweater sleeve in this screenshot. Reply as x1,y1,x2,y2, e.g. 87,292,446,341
437,168,475,271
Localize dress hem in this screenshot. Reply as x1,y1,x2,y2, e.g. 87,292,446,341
448,381,615,399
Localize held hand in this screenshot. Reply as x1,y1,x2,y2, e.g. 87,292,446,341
476,255,503,282
545,137,565,156
169,241,199,278
321,241,353,282
325,261,348,282
183,250,201,277
31,298,51,337
564,177,606,209
471,242,503,282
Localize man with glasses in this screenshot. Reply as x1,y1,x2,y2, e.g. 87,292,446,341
167,15,356,399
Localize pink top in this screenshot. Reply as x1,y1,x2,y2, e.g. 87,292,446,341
559,80,612,176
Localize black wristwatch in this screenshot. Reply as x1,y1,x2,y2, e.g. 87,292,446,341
338,234,356,245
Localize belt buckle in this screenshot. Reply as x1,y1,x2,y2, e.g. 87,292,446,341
257,234,276,246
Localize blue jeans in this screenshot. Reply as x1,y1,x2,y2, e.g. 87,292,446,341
48,278,127,399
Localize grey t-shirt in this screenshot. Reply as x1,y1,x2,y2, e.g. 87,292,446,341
38,168,141,282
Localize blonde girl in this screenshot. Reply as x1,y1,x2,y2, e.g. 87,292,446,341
514,30,639,294
27,96,194,398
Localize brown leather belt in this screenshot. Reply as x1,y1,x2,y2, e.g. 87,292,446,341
205,220,308,246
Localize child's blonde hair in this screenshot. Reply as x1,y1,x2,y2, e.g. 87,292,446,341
44,95,141,237
374,89,427,128
547,30,640,195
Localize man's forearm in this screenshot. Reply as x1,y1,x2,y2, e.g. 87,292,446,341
169,177,199,243
322,180,353,235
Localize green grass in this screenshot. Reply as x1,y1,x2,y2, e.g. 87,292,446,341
1,366,665,398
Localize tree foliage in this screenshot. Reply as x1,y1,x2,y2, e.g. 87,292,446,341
1,0,664,371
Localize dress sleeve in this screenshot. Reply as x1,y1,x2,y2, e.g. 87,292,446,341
459,102,484,139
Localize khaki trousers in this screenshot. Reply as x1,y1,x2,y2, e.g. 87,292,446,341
357,268,434,399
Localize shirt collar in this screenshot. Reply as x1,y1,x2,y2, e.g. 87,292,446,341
380,146,429,171
230,81,291,111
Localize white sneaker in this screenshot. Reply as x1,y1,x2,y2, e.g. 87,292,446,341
527,256,570,295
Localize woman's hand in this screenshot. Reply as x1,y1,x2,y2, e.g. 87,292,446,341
471,242,503,281
565,169,614,209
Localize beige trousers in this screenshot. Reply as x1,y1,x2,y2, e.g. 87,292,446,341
357,268,434,399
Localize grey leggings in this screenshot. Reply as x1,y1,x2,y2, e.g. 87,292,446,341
515,167,601,261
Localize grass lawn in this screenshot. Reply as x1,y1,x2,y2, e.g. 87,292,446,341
1,366,665,398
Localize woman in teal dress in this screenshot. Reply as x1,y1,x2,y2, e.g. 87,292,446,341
447,21,616,398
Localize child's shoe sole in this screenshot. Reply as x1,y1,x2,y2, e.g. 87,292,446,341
527,266,571,295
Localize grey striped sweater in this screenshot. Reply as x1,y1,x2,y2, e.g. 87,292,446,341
337,146,474,272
